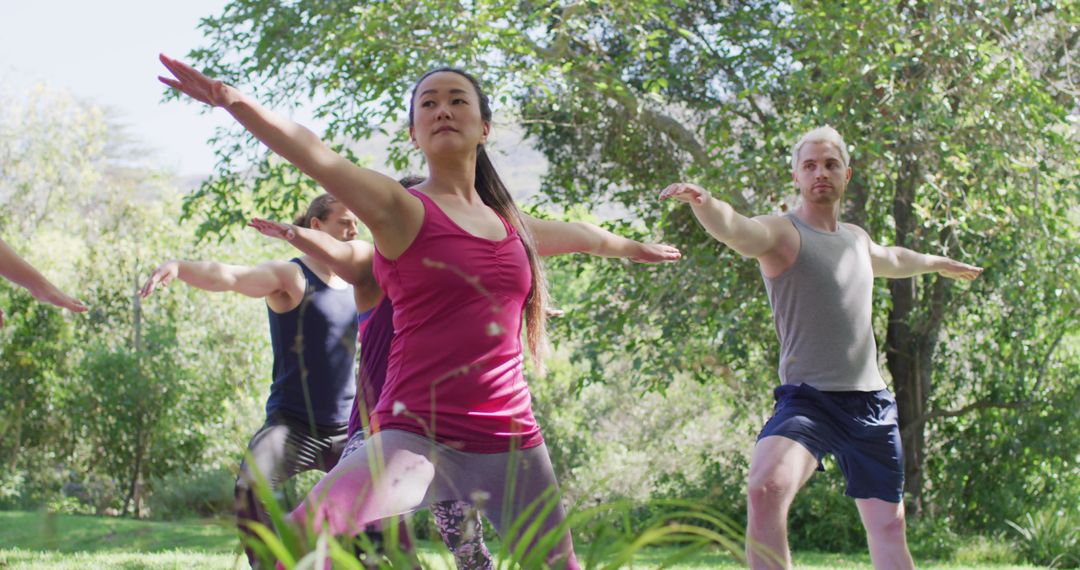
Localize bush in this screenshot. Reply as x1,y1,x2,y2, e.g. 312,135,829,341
147,467,235,520
786,466,866,553
1006,509,1080,568
906,515,961,560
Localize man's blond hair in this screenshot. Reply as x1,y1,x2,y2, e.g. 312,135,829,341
791,126,849,170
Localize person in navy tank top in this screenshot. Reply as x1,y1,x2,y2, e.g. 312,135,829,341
141,193,364,568
661,126,982,570
159,54,681,569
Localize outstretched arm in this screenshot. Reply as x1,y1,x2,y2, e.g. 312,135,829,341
849,226,983,280
139,259,298,299
0,238,88,327
157,54,419,252
523,215,681,262
659,183,786,258
248,219,374,285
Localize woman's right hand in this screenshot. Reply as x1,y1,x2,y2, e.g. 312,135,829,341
158,53,238,108
248,218,296,241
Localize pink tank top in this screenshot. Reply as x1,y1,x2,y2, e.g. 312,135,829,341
370,188,543,452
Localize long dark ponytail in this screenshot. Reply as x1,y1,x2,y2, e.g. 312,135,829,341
409,68,549,372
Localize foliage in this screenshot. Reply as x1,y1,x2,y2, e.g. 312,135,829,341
180,0,1079,531
0,84,276,516
1006,510,1080,569
147,467,236,521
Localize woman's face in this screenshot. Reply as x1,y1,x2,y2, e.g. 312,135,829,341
409,71,489,158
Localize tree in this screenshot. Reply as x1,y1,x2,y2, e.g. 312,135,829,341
182,0,1078,518
0,84,278,515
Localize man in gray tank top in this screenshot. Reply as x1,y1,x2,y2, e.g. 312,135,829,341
660,126,982,570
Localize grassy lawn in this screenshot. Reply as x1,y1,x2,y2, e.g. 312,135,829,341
0,511,1045,569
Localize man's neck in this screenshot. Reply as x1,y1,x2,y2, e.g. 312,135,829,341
794,202,841,233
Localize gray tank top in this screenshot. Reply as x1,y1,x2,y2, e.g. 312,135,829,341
762,214,886,392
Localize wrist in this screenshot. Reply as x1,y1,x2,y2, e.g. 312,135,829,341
689,193,712,208
927,255,948,272
221,85,247,110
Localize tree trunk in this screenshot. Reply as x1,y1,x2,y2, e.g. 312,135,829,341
885,152,927,515
121,426,144,518
7,399,24,471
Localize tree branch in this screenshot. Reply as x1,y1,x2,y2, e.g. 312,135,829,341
901,399,1030,438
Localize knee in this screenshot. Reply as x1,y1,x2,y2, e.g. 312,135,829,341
747,474,798,511
865,511,907,542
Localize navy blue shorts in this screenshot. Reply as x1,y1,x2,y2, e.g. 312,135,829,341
757,383,904,503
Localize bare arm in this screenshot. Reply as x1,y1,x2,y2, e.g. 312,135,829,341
659,182,785,258
139,259,299,299
248,218,374,285
157,54,419,252
847,225,983,280
523,215,681,262
0,238,88,326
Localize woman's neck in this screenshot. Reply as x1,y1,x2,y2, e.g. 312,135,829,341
423,150,479,203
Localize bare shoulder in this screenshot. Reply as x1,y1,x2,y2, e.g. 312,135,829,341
753,214,791,228
841,222,869,236
755,214,799,245
841,222,876,245
259,259,306,290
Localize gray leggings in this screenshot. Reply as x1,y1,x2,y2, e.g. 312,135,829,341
341,430,493,569
290,429,579,569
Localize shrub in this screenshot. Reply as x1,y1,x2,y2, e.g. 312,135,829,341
147,467,235,520
786,466,866,553
1006,509,1080,568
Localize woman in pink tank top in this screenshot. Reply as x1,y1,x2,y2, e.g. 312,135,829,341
160,55,680,568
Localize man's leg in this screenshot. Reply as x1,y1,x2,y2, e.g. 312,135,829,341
856,498,914,570
746,436,818,570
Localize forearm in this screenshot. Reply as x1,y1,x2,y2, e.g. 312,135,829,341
286,228,367,284
572,222,643,258
878,247,944,278
223,92,336,183
0,240,58,294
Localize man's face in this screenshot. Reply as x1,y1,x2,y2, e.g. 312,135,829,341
313,204,359,241
792,141,852,206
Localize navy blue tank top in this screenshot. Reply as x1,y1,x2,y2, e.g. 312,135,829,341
266,258,358,426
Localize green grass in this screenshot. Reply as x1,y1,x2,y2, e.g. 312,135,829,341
0,510,1047,569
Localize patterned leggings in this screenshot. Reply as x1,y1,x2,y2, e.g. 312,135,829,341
342,430,494,569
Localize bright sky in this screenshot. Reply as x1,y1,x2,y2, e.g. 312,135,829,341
0,0,545,192
0,0,242,178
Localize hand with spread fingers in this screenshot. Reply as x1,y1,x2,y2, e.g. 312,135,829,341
248,218,297,241
140,261,181,298
157,53,238,108
659,182,710,206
